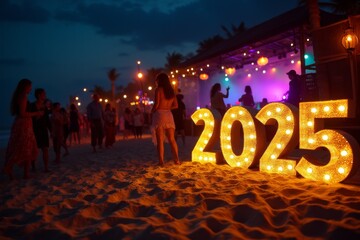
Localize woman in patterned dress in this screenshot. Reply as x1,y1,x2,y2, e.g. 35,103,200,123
3,79,43,180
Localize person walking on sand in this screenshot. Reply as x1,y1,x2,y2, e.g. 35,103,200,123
60,107,70,156
50,103,68,163
151,73,181,166
210,83,229,117
104,103,116,147
3,79,44,180
123,107,133,139
69,103,81,145
30,88,51,173
133,107,144,139
86,93,104,152
171,93,186,146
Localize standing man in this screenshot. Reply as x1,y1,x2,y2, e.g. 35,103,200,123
171,93,186,146
86,94,104,152
30,88,51,172
286,70,301,107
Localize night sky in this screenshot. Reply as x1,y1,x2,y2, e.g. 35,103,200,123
0,0,302,128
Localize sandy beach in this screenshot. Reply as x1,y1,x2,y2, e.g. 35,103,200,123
1,133,360,240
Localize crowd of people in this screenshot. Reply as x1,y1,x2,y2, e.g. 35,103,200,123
3,70,301,180
2,73,189,180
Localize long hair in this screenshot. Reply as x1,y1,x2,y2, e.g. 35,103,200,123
156,73,175,99
210,83,221,98
245,85,252,94
10,78,32,116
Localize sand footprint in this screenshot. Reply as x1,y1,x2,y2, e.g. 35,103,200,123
168,206,192,219
205,216,229,233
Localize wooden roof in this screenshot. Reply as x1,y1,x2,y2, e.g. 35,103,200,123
179,6,346,72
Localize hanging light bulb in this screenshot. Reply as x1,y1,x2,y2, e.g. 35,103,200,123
257,56,268,66
225,67,236,76
342,27,359,52
199,73,209,80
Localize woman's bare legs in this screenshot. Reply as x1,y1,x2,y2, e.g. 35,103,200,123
156,128,165,166
165,128,180,164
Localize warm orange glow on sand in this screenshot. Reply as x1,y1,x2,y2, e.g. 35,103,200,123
1,134,360,239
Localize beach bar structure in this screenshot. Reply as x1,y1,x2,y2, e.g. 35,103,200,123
174,6,360,140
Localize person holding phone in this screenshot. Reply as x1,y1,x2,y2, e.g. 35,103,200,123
210,83,230,117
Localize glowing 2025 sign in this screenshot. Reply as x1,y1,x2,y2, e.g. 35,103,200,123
191,99,360,184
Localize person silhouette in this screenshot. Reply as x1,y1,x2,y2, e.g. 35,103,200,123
260,98,268,108
210,83,229,116
133,107,144,139
69,103,81,145
30,88,51,173
104,103,116,146
86,94,104,152
238,85,255,108
171,93,186,146
286,70,301,107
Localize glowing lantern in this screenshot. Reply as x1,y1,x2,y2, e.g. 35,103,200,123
257,56,269,66
341,28,359,51
225,67,236,76
199,73,209,80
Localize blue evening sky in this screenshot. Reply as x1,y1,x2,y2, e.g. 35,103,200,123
0,0,303,128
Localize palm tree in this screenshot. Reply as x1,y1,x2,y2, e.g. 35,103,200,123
298,0,321,29
91,85,108,98
318,0,359,15
196,34,224,54
123,82,140,101
164,52,184,72
146,67,163,82
298,0,359,28
107,68,120,102
221,21,247,38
